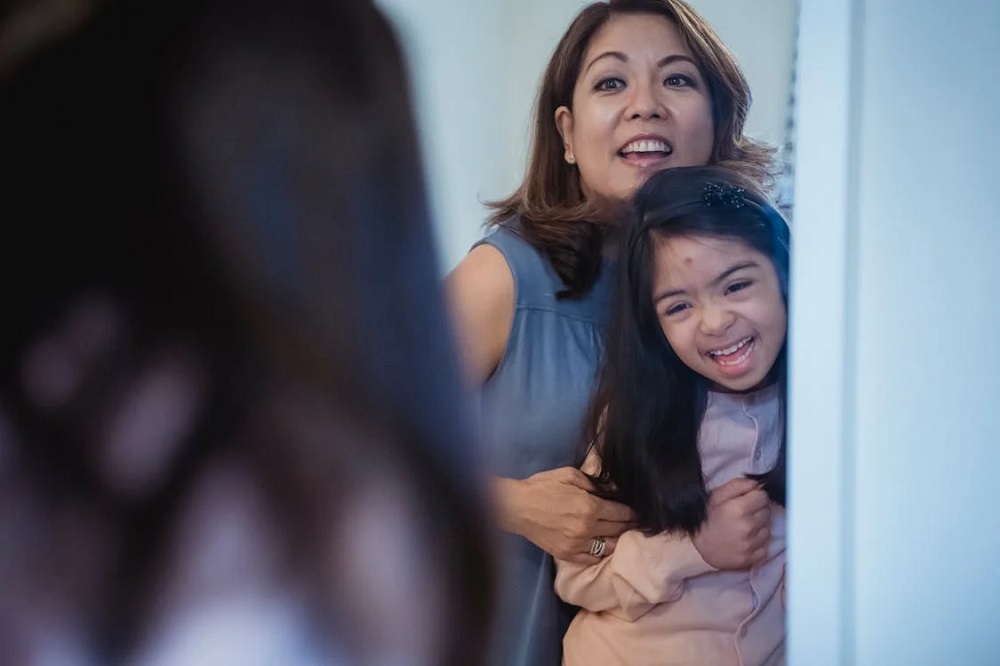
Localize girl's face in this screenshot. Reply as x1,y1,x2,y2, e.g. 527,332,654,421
651,234,786,392
555,13,715,205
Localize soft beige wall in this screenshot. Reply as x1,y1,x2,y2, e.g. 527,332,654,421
377,0,797,271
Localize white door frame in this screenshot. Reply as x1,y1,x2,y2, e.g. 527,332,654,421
787,0,858,663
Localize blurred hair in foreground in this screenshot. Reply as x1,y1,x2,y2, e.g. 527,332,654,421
0,0,494,663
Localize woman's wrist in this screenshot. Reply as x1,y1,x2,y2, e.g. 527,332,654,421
491,476,526,536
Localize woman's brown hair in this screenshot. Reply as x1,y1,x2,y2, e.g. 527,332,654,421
489,0,777,298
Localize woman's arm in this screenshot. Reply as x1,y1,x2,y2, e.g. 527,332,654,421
444,246,634,561
444,244,514,385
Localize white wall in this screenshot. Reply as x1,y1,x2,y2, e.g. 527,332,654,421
373,0,506,273
790,0,1000,663
376,0,797,272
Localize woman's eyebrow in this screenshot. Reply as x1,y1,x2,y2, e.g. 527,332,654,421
584,51,627,75
657,54,697,68
583,52,697,76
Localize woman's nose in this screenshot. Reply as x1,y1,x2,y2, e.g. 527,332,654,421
625,80,665,120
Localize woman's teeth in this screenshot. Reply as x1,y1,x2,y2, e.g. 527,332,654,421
618,139,673,157
620,139,671,155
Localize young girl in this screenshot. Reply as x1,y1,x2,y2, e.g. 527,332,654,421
555,165,789,666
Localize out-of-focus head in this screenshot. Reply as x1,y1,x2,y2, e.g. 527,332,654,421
525,0,771,210
0,0,491,662
0,0,470,495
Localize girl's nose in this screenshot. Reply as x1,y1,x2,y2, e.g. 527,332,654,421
699,306,736,336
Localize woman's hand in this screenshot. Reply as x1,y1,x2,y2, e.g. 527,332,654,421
494,467,634,563
692,477,771,570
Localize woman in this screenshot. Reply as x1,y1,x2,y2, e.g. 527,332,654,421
446,0,776,663
0,0,492,663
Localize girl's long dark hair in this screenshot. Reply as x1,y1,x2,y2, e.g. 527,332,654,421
585,165,790,535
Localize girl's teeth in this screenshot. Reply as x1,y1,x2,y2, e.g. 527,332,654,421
710,337,750,357
715,341,754,367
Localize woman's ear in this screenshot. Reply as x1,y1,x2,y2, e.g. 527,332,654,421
554,105,576,165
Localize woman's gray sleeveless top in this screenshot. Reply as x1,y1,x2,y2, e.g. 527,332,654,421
474,225,613,665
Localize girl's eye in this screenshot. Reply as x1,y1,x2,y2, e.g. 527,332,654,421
664,303,689,316
595,76,626,91
664,74,694,88
725,280,752,295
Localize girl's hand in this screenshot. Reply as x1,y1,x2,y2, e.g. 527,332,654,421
494,468,634,563
692,477,771,570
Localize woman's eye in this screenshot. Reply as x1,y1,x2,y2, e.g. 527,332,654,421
725,280,752,295
595,76,626,91
664,74,694,87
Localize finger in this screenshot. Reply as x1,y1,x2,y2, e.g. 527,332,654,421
599,536,620,558
593,497,635,524
563,551,600,565
750,504,772,525
748,525,771,550
734,488,771,513
558,467,596,491
577,535,617,561
593,518,634,538
709,477,760,505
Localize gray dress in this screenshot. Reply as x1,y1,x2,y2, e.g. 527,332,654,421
474,225,614,665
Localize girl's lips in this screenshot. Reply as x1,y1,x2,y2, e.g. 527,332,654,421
708,337,756,376
707,335,752,359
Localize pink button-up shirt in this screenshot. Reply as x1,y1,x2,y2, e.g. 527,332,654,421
555,384,785,666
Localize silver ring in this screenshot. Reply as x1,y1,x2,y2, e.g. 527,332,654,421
589,537,607,558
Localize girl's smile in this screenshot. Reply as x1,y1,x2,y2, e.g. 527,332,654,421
706,335,755,373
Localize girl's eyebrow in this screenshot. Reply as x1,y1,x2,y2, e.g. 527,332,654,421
709,260,760,288
653,260,760,304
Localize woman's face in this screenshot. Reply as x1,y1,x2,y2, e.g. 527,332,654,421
651,234,786,393
556,13,715,205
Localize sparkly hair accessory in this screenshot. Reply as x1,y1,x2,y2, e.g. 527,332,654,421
702,182,748,209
